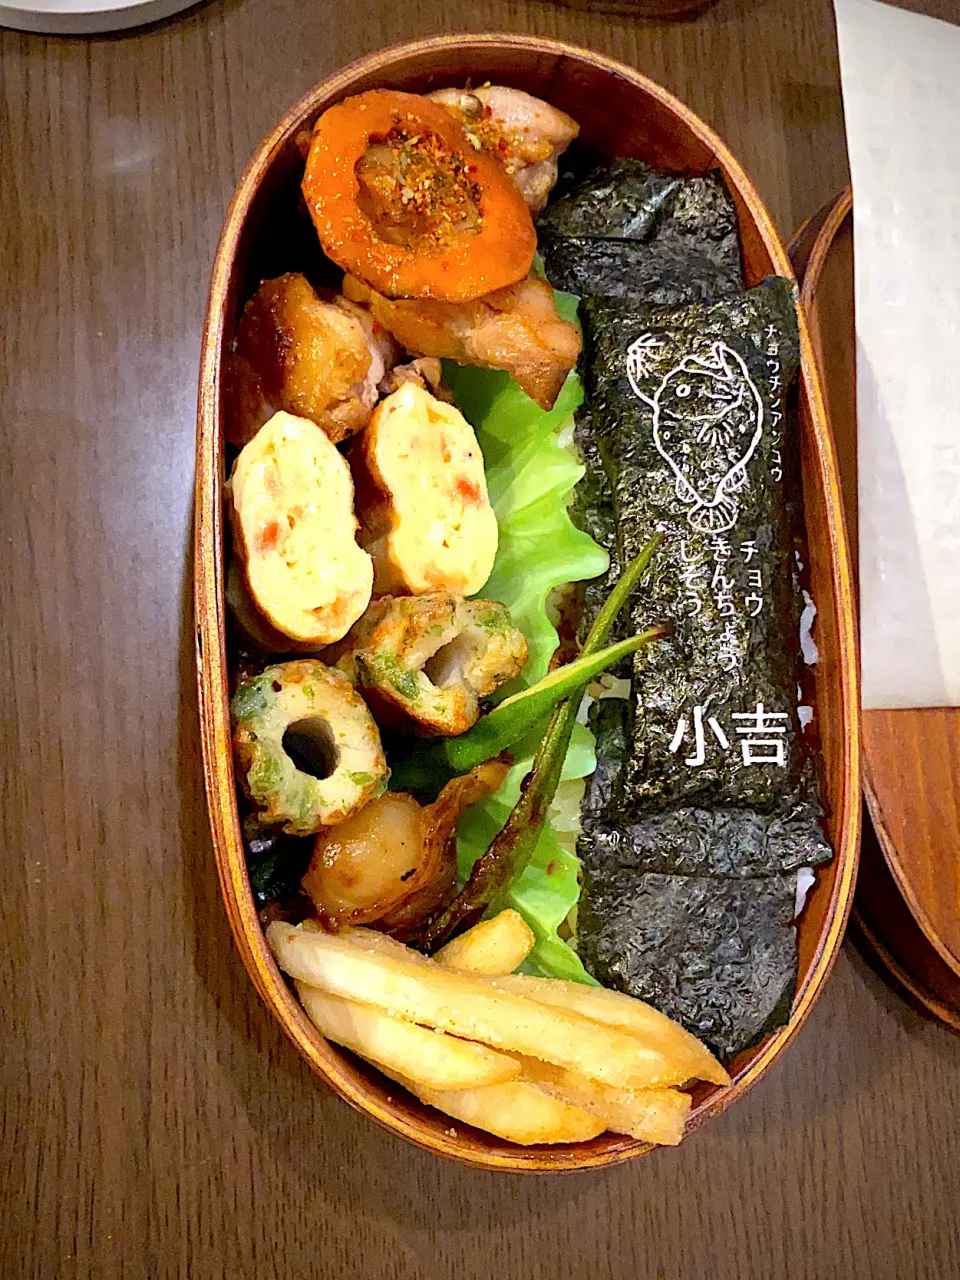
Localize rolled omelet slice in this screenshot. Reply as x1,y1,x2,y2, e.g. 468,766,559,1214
229,411,373,646
351,383,498,597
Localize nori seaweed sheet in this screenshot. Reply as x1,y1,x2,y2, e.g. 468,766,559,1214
540,236,741,308
576,867,798,1059
561,160,745,630
540,159,683,239
580,278,811,816
582,698,832,875
583,696,829,875
583,813,828,878
568,278,831,1054
538,160,743,305
537,162,831,1057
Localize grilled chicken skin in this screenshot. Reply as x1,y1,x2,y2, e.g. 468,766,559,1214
343,273,580,412
226,273,392,448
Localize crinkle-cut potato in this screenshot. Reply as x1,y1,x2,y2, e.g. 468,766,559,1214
327,592,527,736
229,412,373,646
390,1075,604,1146
266,922,694,1089
349,383,498,598
489,973,729,1087
435,910,535,975
514,1056,691,1146
302,761,508,936
295,983,520,1091
225,272,383,448
231,659,387,835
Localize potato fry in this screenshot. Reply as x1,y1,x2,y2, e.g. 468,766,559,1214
514,1056,691,1146
434,910,534,975
488,973,729,1086
267,922,684,1089
296,982,520,1091
336,924,422,956
392,1074,604,1145
335,930,724,1084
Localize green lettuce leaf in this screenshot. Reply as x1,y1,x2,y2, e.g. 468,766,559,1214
443,307,605,982
454,722,600,984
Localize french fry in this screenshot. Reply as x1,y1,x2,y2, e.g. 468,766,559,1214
296,983,520,1091
488,973,729,1086
267,922,686,1089
434,910,534,975
514,1056,691,1146
390,1073,605,1145
335,930,724,1085
337,925,432,958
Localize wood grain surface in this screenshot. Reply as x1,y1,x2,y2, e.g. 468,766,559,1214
2,0,959,1276
855,804,960,1032
864,710,960,975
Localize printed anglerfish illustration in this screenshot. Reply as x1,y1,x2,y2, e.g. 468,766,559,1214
627,338,763,532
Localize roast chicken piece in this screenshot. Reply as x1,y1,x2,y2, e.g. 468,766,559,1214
343,273,581,411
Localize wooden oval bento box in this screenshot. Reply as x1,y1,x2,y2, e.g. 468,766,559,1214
194,34,861,1172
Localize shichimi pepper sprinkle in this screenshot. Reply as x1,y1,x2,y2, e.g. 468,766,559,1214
302,90,536,302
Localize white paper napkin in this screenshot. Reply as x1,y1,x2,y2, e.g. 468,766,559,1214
835,0,960,709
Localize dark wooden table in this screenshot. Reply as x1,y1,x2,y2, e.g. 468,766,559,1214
3,0,960,1275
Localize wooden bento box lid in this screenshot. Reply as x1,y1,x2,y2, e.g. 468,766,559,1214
789,186,960,1032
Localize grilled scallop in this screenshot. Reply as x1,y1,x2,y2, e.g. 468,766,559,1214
302,761,509,935
350,382,498,597
328,592,527,735
228,411,373,646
